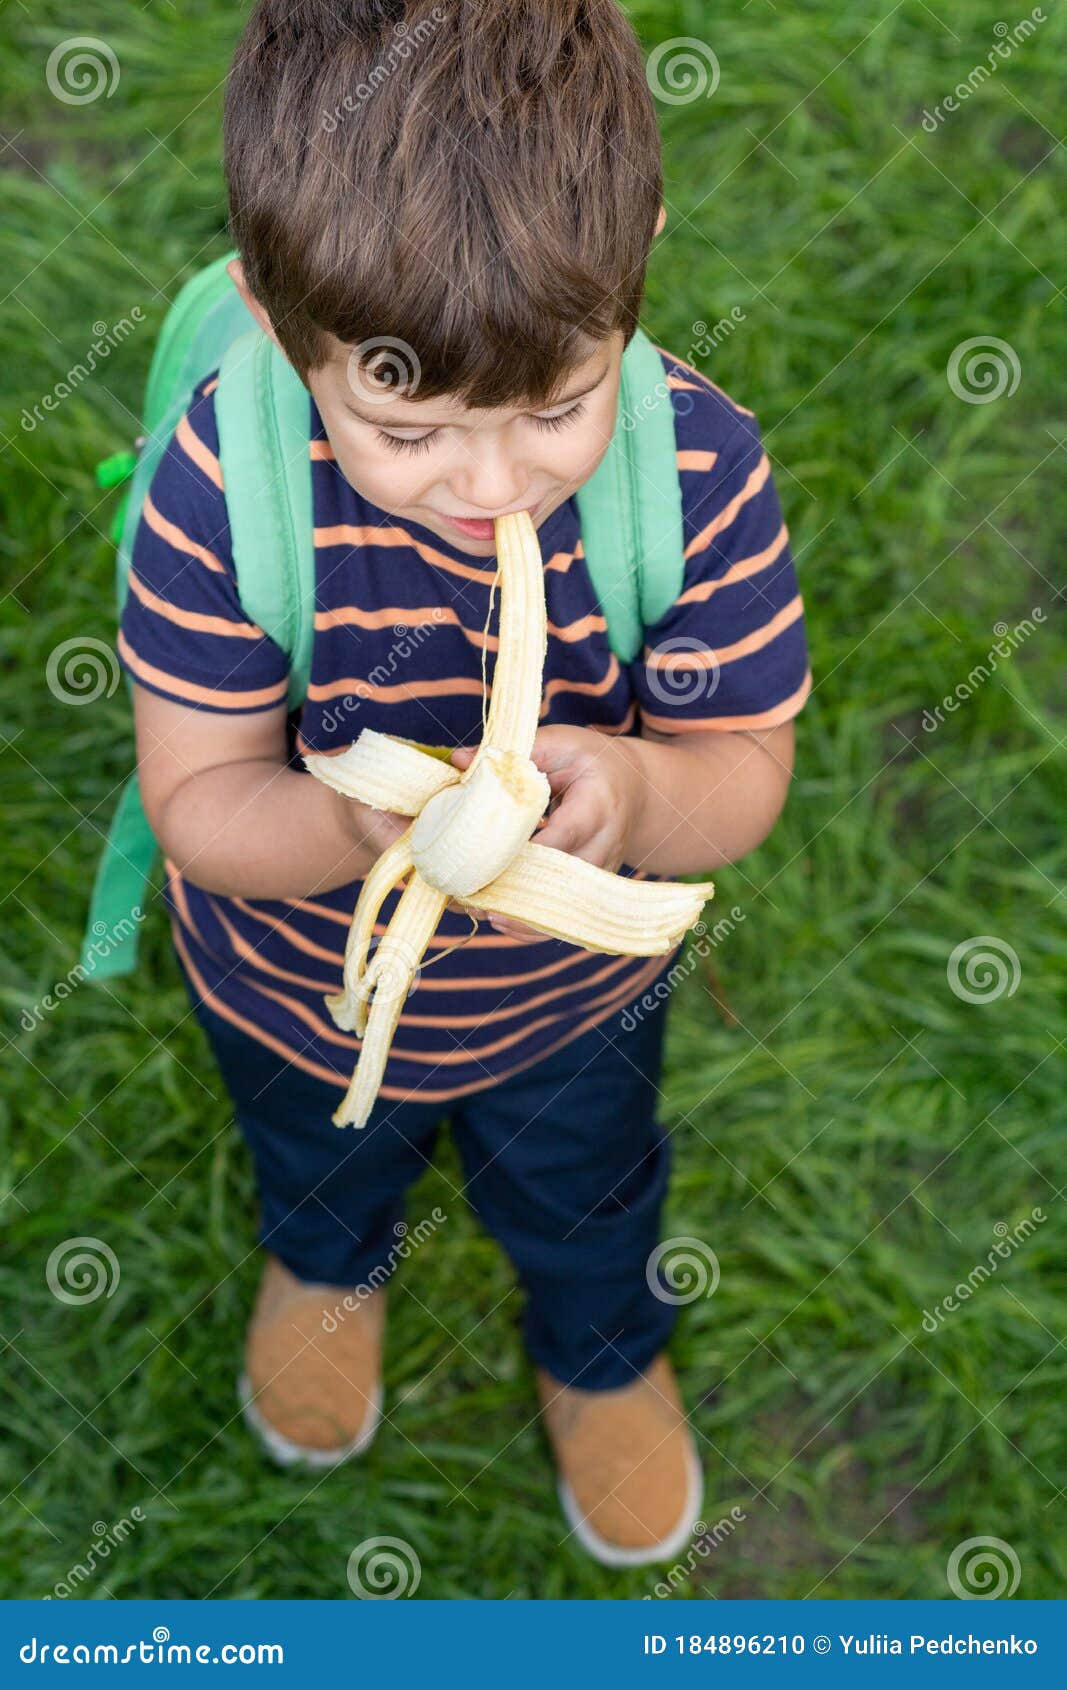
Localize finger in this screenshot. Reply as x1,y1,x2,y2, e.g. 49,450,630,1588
450,745,477,770
533,782,604,856
489,916,551,944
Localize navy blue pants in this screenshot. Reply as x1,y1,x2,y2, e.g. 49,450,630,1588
184,973,677,1388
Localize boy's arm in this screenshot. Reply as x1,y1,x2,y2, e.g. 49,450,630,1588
623,719,794,876
133,684,405,898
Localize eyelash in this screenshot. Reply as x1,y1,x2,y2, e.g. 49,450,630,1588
376,398,588,456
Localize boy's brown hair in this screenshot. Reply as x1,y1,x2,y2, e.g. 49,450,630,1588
224,0,662,406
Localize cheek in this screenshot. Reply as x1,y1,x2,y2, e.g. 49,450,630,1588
553,409,616,486
332,441,435,508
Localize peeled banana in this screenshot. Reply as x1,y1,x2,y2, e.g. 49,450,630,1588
302,511,714,1129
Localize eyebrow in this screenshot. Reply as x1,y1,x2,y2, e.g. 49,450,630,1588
341,358,611,428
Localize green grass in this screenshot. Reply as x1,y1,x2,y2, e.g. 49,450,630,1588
1,0,1064,1601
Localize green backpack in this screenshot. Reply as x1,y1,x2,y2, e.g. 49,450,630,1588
84,250,686,982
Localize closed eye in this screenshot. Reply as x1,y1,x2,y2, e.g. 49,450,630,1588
377,430,438,456
376,398,588,456
531,399,587,434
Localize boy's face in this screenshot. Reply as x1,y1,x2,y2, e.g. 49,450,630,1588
305,330,625,556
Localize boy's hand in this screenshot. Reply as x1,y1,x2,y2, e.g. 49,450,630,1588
450,727,645,942
333,789,409,873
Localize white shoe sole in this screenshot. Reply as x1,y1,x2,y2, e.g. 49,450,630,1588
237,1372,383,1469
557,1440,705,1568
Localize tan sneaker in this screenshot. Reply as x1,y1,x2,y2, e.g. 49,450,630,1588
537,1355,703,1566
237,1254,384,1468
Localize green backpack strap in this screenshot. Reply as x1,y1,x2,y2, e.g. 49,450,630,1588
81,310,314,982
216,328,316,709
81,258,259,983
574,328,686,664
79,774,159,981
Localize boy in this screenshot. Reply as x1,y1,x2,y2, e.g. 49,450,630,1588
118,0,810,1567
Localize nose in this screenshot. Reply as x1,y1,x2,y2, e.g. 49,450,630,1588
448,432,529,515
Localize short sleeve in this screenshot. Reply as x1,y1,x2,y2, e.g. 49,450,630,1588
632,376,812,734
117,376,291,714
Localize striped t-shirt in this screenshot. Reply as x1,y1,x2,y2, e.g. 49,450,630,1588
118,347,812,1105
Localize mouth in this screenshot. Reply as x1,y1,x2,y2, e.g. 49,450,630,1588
440,502,540,541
